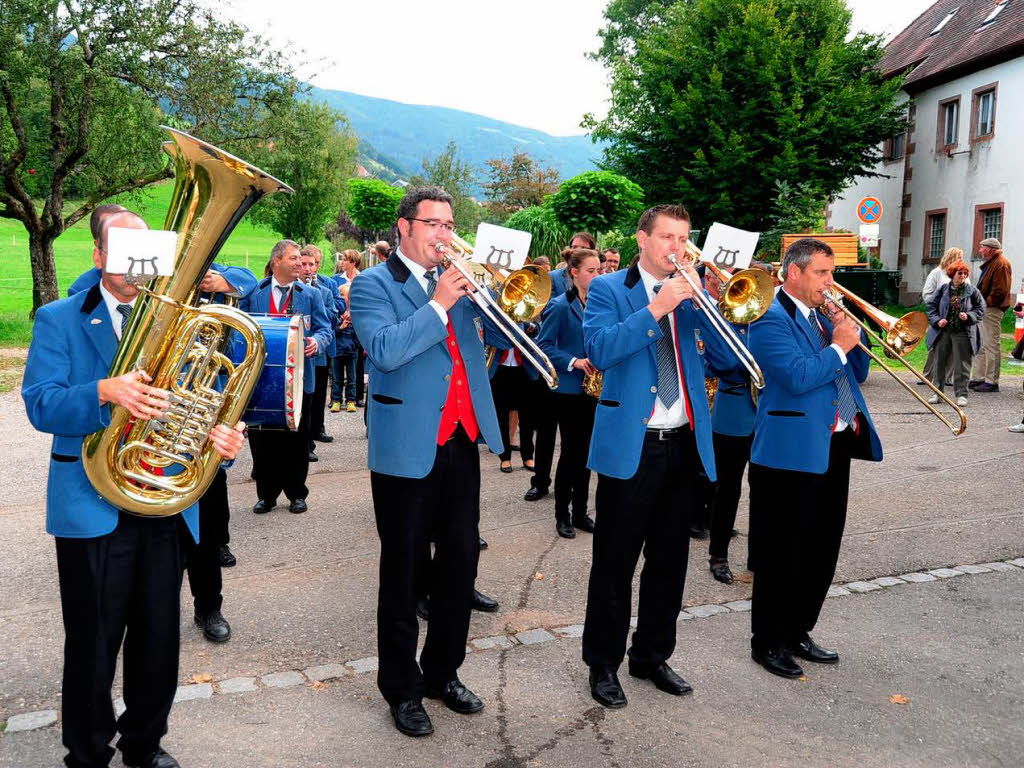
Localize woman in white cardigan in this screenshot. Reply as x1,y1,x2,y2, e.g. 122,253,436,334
922,247,965,382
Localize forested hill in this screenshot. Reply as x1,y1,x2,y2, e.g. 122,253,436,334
309,87,604,187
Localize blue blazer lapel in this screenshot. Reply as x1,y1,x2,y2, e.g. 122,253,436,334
81,286,118,365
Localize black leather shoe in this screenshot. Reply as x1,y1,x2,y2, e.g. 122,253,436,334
572,515,596,533
478,537,488,550
556,519,576,538
792,636,839,664
751,646,803,678
628,661,693,696
194,609,231,643
524,486,549,501
289,498,308,514
589,667,627,709
416,598,430,621
689,524,710,540
252,499,274,514
425,678,484,714
709,558,734,585
308,449,319,462
218,545,236,567
123,747,181,768
314,431,333,443
389,699,434,737
472,589,499,613
968,379,983,390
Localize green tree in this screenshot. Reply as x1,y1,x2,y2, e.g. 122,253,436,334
409,140,481,234
503,205,569,260
587,0,906,233
248,101,358,244
548,170,644,235
758,179,827,259
345,178,403,242
483,149,560,220
0,0,299,312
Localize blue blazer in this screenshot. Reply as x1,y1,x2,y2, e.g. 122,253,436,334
549,267,568,298
537,288,586,395
22,285,201,541
710,319,756,438
350,256,509,479
748,290,882,474
240,278,331,394
68,264,258,302
582,264,739,481
312,277,338,361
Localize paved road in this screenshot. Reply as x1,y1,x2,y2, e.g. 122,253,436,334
0,372,1022,766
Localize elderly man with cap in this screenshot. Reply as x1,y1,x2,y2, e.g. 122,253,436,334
969,238,1012,393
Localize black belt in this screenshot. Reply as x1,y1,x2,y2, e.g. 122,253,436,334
645,426,687,441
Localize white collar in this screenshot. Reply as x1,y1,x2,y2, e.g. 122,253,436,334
98,280,136,314
637,262,673,298
270,276,294,293
396,248,437,283
782,288,814,321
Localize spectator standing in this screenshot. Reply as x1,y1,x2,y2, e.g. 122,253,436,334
921,248,964,384
970,238,1012,392
925,260,985,408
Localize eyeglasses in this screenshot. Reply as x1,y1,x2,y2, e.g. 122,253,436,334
405,217,455,233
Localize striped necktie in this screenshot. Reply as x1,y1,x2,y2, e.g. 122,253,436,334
807,310,859,426
116,304,132,336
652,284,680,409
424,269,437,299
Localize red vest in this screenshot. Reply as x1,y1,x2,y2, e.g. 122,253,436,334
437,321,479,444
269,284,292,316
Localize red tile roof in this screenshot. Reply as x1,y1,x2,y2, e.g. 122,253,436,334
880,0,1024,90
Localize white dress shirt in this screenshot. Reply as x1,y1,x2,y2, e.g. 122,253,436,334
638,264,687,429
395,249,448,326
783,289,851,432
98,282,137,342
270,276,294,310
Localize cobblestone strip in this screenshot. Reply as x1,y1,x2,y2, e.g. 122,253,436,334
4,556,1022,733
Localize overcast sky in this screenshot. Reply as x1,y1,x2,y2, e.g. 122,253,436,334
220,0,936,136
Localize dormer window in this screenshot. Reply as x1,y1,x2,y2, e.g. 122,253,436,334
979,0,1010,28
929,7,960,35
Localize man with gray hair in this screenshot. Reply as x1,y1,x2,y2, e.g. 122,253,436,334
969,238,1012,392
746,237,882,679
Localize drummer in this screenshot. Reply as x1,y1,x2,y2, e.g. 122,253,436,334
241,240,332,516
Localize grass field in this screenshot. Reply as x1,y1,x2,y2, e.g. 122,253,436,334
0,181,329,346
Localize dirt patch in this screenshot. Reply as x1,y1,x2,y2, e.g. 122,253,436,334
0,354,25,393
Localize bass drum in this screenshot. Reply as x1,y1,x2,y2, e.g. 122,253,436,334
230,314,305,430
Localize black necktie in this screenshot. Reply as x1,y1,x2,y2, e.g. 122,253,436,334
116,304,132,336
424,269,437,299
276,285,290,308
651,284,680,409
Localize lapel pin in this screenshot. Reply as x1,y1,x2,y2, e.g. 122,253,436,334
91,318,103,325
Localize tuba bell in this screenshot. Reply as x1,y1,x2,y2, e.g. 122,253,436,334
81,127,293,516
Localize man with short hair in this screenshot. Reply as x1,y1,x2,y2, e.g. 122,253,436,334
581,204,739,709
23,210,246,768
970,237,1012,392
66,204,128,296
242,240,331,515
350,185,509,737
374,240,392,264
300,245,338,451
747,238,882,679
602,249,621,274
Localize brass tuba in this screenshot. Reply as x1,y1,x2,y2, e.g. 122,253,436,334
81,127,293,516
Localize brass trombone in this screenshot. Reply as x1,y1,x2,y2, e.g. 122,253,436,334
822,283,967,435
666,243,772,389
434,234,559,389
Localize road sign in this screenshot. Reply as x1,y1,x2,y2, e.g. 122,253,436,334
859,224,879,248
857,197,883,225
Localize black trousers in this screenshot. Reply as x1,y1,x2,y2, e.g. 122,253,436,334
582,429,697,671
248,397,311,502
709,432,753,562
749,426,856,650
553,393,596,521
371,429,480,704
310,363,330,439
491,365,534,462
186,467,228,614
527,378,557,491
56,513,188,768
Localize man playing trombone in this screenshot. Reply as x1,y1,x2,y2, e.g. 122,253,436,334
349,186,510,738
746,237,882,679
581,203,741,709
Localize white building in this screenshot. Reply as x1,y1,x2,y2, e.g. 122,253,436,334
829,0,1022,303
